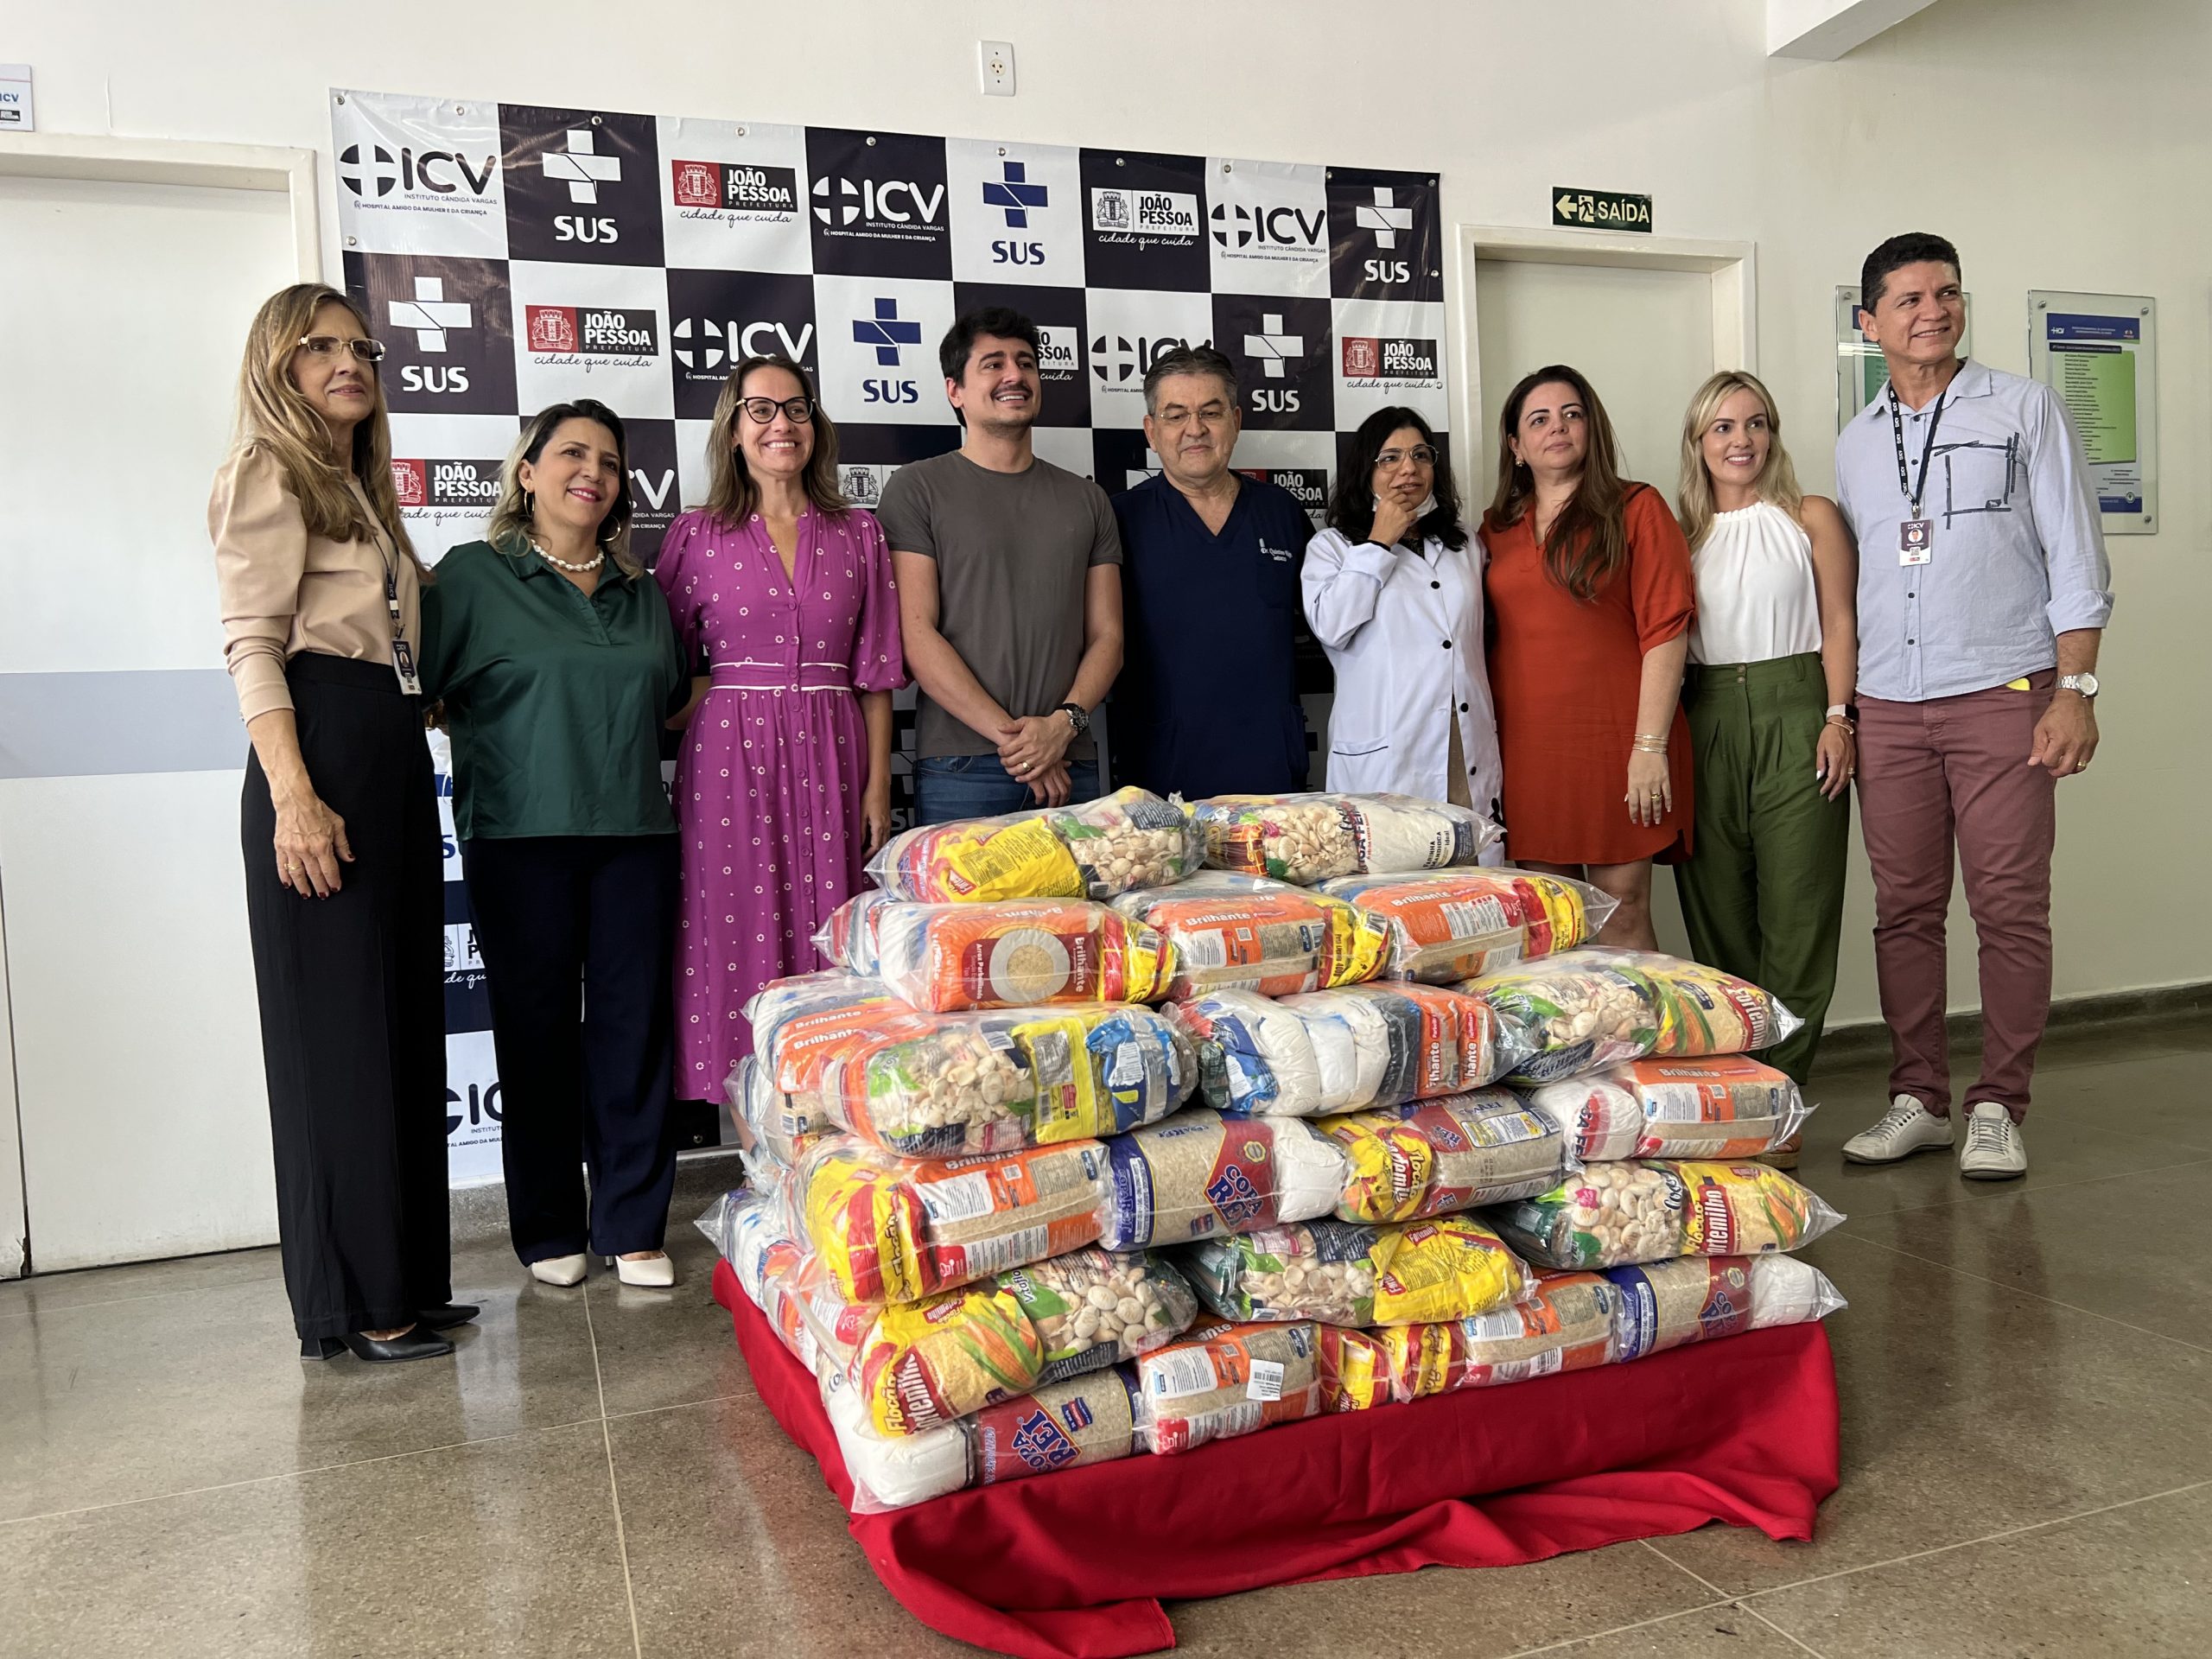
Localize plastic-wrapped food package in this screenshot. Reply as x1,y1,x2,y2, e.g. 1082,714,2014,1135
1175,983,1522,1117
852,1283,1050,1435
1519,1056,1811,1161
1047,788,1206,898
1110,872,1388,1001
817,890,899,977
783,1003,1193,1159
747,971,914,1091
1183,1214,1528,1328
1603,1254,1848,1364
726,1057,836,1171
868,811,1086,904
1318,868,1613,984
999,1247,1200,1383
1325,1088,1573,1224
1492,1160,1844,1270
796,1137,1107,1303
1097,1108,1349,1251
697,1188,837,1372
1317,1269,1617,1410
1465,948,1805,1084
819,896,1176,1012
1193,792,1500,885
1132,1319,1322,1452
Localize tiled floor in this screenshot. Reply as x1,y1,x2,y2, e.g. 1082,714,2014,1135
3,1014,2208,1657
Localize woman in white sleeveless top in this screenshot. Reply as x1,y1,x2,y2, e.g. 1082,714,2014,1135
1674,372,1859,1163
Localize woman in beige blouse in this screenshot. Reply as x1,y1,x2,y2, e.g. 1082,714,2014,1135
213,283,466,1364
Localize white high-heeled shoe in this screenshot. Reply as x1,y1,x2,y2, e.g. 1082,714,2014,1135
529,1253,588,1287
613,1251,676,1288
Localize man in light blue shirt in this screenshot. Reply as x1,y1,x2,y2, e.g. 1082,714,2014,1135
1833,232,2113,1181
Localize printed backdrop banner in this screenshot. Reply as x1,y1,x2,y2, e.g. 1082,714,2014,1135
332,88,1446,1180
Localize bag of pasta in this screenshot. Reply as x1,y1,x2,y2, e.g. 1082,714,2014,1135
1491,1159,1843,1271
1603,1254,1848,1364
1317,1269,1616,1411
1465,948,1804,1084
796,1137,1107,1303
1132,1319,1322,1452
1111,872,1388,1000
998,1247,1200,1383
1097,1108,1348,1251
1318,868,1613,983
1193,791,1499,885
1046,787,1206,898
1183,1213,1527,1328
1325,1087,1573,1223
868,810,1085,904
820,896,1176,1012
1173,982,1522,1117
1519,1056,1811,1161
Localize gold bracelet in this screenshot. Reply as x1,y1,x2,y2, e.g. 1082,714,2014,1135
1630,738,1669,754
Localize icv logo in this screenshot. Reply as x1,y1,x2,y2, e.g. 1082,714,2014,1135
982,160,1048,228
1210,200,1325,250
1243,314,1304,378
338,143,401,199
671,317,730,371
1357,185,1414,248
853,298,921,366
389,276,473,352
813,175,946,227
541,129,621,204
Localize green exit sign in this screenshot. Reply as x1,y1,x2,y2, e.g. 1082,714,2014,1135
1553,188,1653,232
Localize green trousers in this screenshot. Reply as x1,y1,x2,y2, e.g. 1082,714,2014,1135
1673,653,1848,1087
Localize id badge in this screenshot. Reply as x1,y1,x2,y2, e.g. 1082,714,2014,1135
392,637,423,696
1898,518,1933,566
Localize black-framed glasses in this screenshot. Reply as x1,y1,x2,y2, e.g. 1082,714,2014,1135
741,395,815,424
1376,444,1437,468
298,334,386,363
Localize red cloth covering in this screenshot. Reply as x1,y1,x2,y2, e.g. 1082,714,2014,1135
713,1258,1838,1659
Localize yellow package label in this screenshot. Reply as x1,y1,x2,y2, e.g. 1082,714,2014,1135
931,817,1084,902
1325,904,1392,988
858,1286,1047,1437
1367,1216,1527,1325
1325,1112,1437,1224
1674,1160,1819,1256
802,1146,931,1304
1318,1325,1389,1412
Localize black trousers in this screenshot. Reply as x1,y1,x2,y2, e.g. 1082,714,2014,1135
461,834,679,1261
241,655,450,1340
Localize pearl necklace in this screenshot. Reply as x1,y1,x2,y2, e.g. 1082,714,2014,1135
529,537,604,575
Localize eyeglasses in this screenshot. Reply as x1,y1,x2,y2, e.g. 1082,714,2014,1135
1376,445,1437,468
298,335,386,363
741,396,815,424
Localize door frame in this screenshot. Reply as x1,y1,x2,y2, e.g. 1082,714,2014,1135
1450,223,1758,463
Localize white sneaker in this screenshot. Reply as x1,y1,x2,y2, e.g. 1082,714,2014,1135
614,1251,677,1288
1959,1103,2028,1179
1841,1096,1955,1163
529,1253,588,1287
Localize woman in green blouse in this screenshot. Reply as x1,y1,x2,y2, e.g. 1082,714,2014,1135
422,399,690,1289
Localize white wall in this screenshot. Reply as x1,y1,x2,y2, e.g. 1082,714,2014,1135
9,0,2209,1025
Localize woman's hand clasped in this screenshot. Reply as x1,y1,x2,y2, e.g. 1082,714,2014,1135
1624,750,1673,827
271,787,354,898
1815,721,1856,801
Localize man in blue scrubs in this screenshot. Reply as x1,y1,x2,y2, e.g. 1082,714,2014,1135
1111,345,1313,798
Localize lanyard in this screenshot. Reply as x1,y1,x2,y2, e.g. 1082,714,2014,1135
1887,386,1948,519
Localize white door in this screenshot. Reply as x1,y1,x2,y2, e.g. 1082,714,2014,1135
0,172,299,1271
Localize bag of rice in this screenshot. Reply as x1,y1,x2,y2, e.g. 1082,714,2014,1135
1491,1159,1843,1270
1047,787,1207,898
1318,868,1613,983
1519,1056,1811,1161
1325,1087,1573,1224
1193,791,1499,885
1184,1213,1527,1327
851,1283,1049,1436
820,896,1177,1012
1316,1269,1616,1410
1602,1254,1848,1364
998,1247,1200,1383
797,1138,1108,1303
1465,948,1805,1084
868,810,1085,904
1173,982,1523,1116
1097,1107,1349,1251
746,970,906,1079
1133,1319,1322,1452
1110,872,1388,1000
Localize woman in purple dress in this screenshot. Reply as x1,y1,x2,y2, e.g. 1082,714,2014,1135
656,357,906,1103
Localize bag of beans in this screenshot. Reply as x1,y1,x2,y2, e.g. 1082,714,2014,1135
1317,1269,1617,1410
1132,1319,1323,1452
1318,868,1613,983
820,896,1176,1012
1519,1056,1811,1161
1097,1108,1349,1251
1465,948,1804,1084
1110,871,1389,1000
1325,1087,1574,1224
1046,787,1207,898
1491,1159,1842,1271
1602,1254,1847,1363
868,810,1086,904
1193,791,1499,886
1183,1213,1528,1327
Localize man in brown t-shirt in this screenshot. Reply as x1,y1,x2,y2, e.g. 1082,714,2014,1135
878,306,1124,823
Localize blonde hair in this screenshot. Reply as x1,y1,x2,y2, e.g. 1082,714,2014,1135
231,283,421,575
486,399,643,577
702,356,848,528
1677,370,1804,553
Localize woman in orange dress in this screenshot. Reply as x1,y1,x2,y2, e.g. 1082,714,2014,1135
1480,364,1694,949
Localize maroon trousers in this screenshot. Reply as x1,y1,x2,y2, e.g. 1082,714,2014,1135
1856,672,2057,1121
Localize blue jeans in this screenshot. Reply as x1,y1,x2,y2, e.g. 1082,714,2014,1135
912,753,1100,825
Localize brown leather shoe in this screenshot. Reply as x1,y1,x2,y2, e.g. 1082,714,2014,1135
1756,1131,1802,1171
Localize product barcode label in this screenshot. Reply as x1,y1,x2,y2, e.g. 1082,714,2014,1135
1246,1358,1285,1402
1470,1108,1548,1146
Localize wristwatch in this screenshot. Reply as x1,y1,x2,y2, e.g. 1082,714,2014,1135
1058,702,1091,736
2057,673,2100,699
1825,702,1861,722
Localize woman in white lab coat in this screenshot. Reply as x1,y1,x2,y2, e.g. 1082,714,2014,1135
1302,407,1503,836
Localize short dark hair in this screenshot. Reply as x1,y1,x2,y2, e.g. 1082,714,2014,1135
1142,345,1239,416
939,307,1039,382
1325,406,1467,552
1860,232,1961,312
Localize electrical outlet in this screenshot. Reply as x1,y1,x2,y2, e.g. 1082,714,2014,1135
978,40,1016,97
